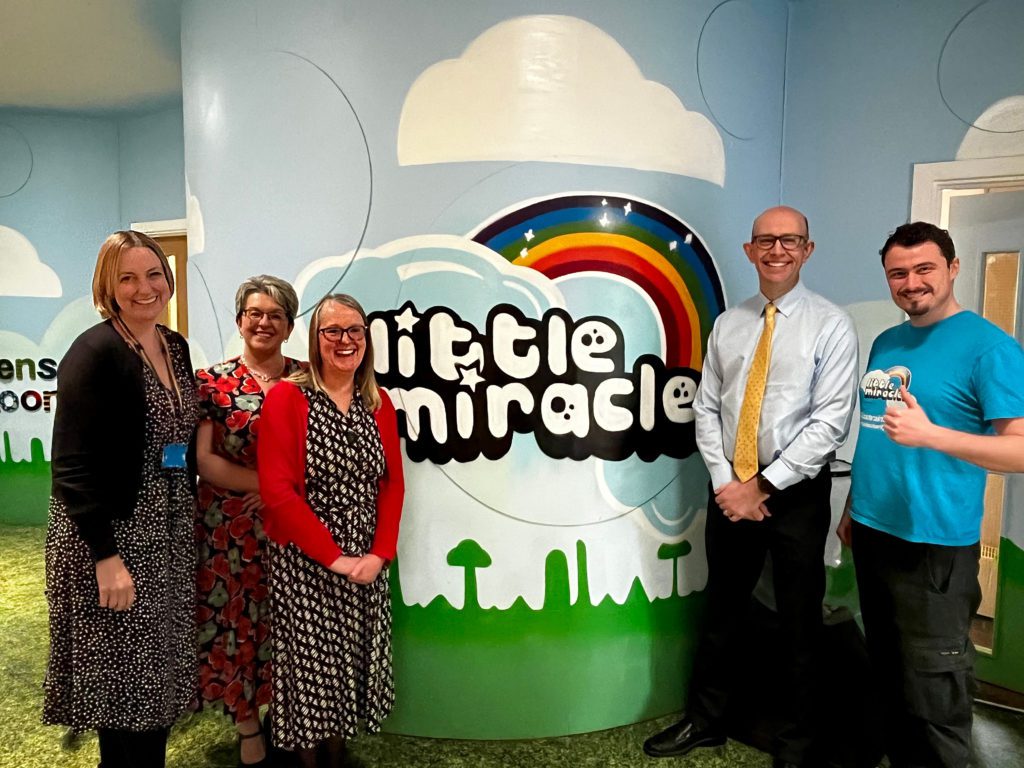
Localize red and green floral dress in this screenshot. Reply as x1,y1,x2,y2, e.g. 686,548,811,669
194,356,303,723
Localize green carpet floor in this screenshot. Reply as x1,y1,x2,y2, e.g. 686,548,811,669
3,524,1021,767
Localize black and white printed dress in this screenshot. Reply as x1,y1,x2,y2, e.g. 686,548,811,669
269,389,394,751
43,332,199,731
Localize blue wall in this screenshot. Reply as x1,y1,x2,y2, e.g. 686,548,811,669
0,112,120,340
781,0,1024,304
119,106,187,226
0,105,186,341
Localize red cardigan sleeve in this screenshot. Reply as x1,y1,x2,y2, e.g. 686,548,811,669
258,382,343,567
369,389,405,562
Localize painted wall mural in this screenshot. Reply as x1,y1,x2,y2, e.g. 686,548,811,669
283,192,724,736
177,6,742,734
0,224,69,525
323,27,728,730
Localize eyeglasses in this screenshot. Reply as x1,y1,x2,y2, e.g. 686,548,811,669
751,234,808,251
241,308,289,324
319,325,366,342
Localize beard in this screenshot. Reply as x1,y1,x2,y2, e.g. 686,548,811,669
898,291,931,316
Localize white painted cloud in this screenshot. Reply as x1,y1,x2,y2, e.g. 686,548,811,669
0,225,62,297
956,95,1024,159
398,15,725,185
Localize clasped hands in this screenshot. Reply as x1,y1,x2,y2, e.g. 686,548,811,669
329,553,385,584
715,478,770,523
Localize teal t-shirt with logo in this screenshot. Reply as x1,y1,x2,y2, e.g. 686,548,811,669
851,311,1024,545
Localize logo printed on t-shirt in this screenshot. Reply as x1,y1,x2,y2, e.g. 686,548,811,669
859,366,911,430
861,365,911,401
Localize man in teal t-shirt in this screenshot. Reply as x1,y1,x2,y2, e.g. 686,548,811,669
841,222,1024,768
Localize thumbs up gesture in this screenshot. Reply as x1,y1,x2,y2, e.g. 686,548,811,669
883,385,936,447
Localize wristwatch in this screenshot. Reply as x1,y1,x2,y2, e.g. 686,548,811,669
756,473,778,496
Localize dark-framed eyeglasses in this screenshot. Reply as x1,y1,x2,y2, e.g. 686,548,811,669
241,308,289,324
319,325,367,342
751,234,808,251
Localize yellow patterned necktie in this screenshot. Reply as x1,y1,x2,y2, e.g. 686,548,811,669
733,301,777,482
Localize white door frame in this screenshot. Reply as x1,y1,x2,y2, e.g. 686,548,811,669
911,155,1024,224
129,218,188,237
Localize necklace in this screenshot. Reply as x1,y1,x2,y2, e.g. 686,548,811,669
241,354,285,382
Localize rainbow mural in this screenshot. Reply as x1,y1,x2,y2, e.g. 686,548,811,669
471,194,726,368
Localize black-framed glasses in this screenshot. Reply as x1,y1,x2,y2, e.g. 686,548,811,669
751,234,808,251
241,308,289,324
319,325,366,342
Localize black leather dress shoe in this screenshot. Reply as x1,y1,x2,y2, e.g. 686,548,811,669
642,717,726,758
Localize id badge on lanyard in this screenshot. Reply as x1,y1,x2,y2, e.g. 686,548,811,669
162,442,187,470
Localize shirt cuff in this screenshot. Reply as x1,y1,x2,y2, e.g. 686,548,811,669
760,460,804,491
708,465,736,491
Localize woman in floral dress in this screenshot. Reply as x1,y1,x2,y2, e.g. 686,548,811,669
195,275,303,767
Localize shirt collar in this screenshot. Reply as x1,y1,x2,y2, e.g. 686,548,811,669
757,281,806,317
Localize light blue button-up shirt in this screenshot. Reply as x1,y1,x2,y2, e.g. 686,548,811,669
693,281,859,490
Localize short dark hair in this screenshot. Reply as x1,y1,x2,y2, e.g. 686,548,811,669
879,222,956,265
234,274,299,324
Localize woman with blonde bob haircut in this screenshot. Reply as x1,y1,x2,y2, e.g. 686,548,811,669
45,231,199,767
92,230,175,317
258,293,404,768
293,292,382,411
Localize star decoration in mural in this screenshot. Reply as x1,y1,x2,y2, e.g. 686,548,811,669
601,198,608,206
458,363,485,391
520,247,529,258
524,228,535,242
599,212,610,227
684,234,693,245
395,305,420,332
623,202,632,216
669,240,677,251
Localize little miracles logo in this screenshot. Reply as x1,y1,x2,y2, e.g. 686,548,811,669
370,302,701,464
861,365,912,401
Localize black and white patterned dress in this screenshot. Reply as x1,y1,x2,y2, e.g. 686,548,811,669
269,389,393,750
43,332,199,731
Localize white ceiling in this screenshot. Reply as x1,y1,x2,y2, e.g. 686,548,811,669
0,0,183,112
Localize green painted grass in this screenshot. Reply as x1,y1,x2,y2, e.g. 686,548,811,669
0,435,50,525
387,541,704,738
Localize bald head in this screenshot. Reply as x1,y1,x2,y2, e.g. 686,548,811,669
744,205,815,299
751,206,809,240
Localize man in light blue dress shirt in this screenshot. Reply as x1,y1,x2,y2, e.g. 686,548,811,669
644,206,859,767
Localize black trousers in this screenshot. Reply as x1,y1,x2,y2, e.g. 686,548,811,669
852,522,981,768
97,727,169,768
687,469,831,764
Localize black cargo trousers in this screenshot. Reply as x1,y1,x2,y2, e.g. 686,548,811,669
852,521,981,768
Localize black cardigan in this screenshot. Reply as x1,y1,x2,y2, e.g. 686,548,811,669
50,320,197,561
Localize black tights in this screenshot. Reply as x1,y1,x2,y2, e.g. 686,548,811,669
294,735,347,768
97,727,169,768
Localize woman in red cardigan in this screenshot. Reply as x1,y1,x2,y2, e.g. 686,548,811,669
257,293,404,768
